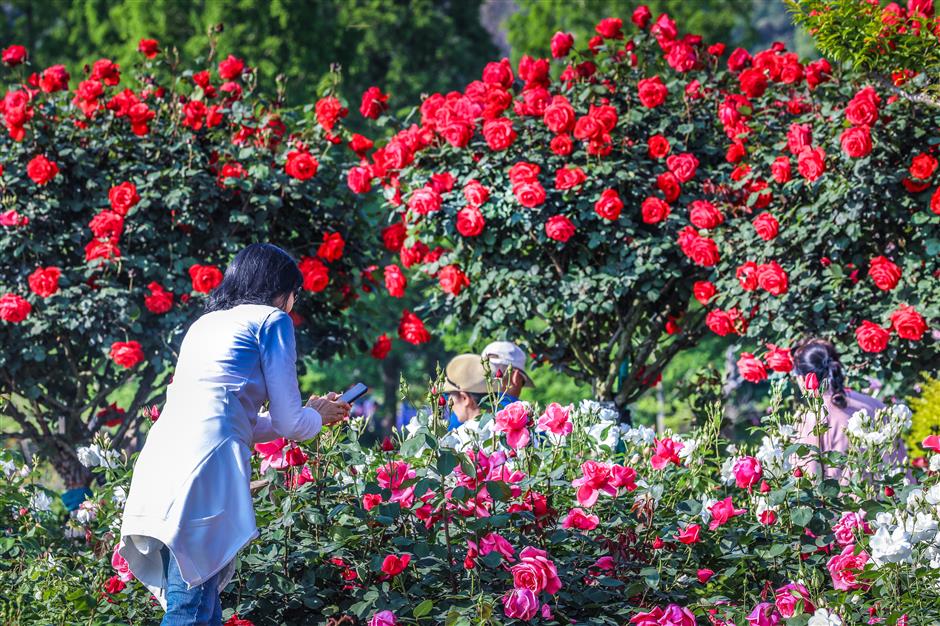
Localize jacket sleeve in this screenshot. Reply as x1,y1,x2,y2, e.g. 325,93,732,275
255,310,322,442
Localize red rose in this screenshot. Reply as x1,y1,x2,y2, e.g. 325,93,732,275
855,320,891,353
756,261,788,296
285,150,318,181
845,87,880,126
739,67,768,98
189,264,223,293
90,58,121,86
455,206,486,237
688,200,723,230
109,341,144,368
932,187,940,215
513,181,546,208
770,157,792,184
909,153,938,181
727,47,752,71
89,210,124,240
381,553,411,577
463,180,490,207
28,267,61,299
726,142,746,163
678,226,720,267
786,123,811,155
641,197,670,224
143,282,174,314
840,125,872,158
359,86,388,119
181,99,207,130
429,172,455,194
400,241,429,268
666,153,699,183
632,5,652,28
349,133,373,155
706,309,735,336
398,310,430,345
2,45,27,66
137,39,159,59
381,222,406,252
482,58,514,89
890,304,927,340
217,55,245,80
371,334,392,359
85,239,121,264
637,76,667,108
408,185,442,215
26,155,58,186
693,281,716,305
554,166,587,191
550,134,573,156
764,344,793,372
737,352,767,383
482,117,516,151
796,146,826,182
108,182,139,216
384,265,407,298
595,17,623,39
0,293,31,323
317,232,345,262
868,256,901,291
38,65,69,93
298,257,329,292
347,165,372,194
656,171,680,203
545,215,576,242
104,575,126,595
550,31,574,58
315,96,347,131
737,261,759,291
438,265,470,296
509,162,541,184
752,212,779,241
676,524,701,545
594,189,623,221
542,95,575,134
647,135,671,159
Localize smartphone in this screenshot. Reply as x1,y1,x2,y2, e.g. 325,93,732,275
339,382,369,404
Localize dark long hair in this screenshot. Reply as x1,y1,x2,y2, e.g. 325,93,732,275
205,243,303,313
792,338,848,408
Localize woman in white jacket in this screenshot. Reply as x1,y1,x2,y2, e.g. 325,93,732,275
119,243,350,625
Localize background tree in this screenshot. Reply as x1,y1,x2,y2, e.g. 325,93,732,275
0,0,497,110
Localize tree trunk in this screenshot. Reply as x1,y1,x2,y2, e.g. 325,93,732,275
46,436,91,489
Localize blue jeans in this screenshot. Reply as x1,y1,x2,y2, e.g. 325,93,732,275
161,546,222,626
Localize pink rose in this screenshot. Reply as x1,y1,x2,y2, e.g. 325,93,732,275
832,510,871,547
511,546,562,595
651,437,683,469
708,497,746,530
562,507,599,530
369,610,397,626
536,402,572,436
572,461,615,507
774,582,815,618
502,588,539,620
746,602,782,626
111,542,134,583
480,532,516,562
697,568,714,583
827,544,870,591
732,456,763,489
630,605,696,626
495,401,531,449
676,524,701,544
255,438,289,473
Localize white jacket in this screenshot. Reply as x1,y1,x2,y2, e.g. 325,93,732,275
119,304,321,603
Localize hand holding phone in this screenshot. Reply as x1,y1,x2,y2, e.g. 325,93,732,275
339,382,369,404
307,392,352,425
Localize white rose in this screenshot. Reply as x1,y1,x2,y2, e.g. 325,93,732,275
808,609,843,626
30,491,52,512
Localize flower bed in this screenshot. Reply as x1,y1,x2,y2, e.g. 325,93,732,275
2,380,938,624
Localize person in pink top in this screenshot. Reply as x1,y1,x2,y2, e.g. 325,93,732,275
791,338,905,481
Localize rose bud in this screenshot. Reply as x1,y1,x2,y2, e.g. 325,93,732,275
759,480,770,493
884,486,894,497
793,468,803,478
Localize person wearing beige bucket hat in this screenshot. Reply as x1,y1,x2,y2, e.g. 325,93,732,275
443,354,490,428
481,341,534,409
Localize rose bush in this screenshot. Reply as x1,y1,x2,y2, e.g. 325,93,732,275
3,375,939,625
0,42,400,486
348,8,938,408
